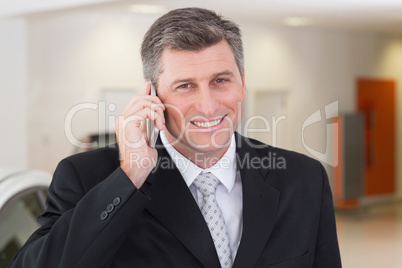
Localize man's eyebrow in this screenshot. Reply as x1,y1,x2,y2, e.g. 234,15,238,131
213,71,235,77
169,78,193,88
168,71,236,88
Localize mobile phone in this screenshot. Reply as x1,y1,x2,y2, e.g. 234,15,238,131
146,83,159,148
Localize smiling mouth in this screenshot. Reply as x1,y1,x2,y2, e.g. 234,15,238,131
190,116,226,128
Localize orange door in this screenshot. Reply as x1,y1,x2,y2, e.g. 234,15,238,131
357,78,396,196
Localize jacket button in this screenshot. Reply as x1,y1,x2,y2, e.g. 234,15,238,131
106,203,114,213
113,197,121,206
100,211,108,220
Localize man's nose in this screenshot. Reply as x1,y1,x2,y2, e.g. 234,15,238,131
195,86,219,117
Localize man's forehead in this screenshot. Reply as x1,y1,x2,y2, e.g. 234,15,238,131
159,41,238,74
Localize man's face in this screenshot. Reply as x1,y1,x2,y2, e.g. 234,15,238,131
157,40,246,159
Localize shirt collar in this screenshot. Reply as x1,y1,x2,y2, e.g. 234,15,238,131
160,131,237,193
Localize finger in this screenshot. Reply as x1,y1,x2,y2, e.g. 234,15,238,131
142,119,148,138
155,115,165,131
151,112,165,132
114,115,145,147
117,108,163,134
149,103,166,131
150,102,165,120
122,99,165,119
121,95,165,117
136,99,165,114
115,114,144,135
142,81,152,95
135,108,164,123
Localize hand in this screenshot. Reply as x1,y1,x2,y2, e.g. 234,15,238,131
115,82,165,188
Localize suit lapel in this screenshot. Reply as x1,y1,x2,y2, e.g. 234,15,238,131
143,138,221,268
143,134,280,267
233,133,280,268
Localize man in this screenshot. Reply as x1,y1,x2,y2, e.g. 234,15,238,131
10,7,341,268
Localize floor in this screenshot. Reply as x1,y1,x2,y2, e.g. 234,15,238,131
336,202,402,268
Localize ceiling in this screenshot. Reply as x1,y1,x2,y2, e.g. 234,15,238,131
5,0,402,35
171,0,402,35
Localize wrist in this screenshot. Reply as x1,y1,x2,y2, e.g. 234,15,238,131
120,161,150,189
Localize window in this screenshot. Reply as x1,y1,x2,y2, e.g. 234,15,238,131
0,188,47,267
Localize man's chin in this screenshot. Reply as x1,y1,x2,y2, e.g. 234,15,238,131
163,128,233,153
186,133,232,153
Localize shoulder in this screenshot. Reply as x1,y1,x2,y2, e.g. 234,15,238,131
235,133,325,184
64,144,120,168
237,133,322,169
54,145,120,191
236,134,329,204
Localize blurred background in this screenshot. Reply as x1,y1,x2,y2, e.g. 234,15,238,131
0,0,401,267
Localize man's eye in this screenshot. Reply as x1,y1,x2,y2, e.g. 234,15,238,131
216,78,225,83
179,84,190,89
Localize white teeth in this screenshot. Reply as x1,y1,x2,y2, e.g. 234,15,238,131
192,118,222,128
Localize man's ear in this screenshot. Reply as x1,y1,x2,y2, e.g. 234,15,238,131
241,69,246,100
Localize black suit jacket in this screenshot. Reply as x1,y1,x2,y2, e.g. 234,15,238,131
10,133,341,267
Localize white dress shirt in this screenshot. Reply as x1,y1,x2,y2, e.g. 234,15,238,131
160,131,243,258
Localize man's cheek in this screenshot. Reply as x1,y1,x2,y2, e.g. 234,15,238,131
165,112,186,134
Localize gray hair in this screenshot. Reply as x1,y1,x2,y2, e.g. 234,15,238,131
141,7,244,89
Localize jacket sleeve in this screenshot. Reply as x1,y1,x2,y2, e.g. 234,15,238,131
313,164,342,267
8,158,151,268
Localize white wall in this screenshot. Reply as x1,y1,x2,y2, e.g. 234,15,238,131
0,0,116,17
242,24,379,150
376,38,402,199
0,18,28,168
242,23,402,199
25,10,402,199
27,11,158,171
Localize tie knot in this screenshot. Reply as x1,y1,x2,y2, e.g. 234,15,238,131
193,172,220,197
